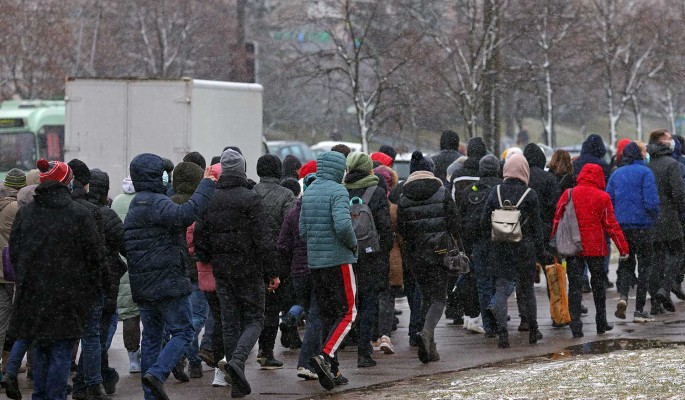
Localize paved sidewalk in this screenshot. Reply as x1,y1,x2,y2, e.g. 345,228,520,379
10,268,685,399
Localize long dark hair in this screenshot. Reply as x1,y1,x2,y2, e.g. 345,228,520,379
549,149,572,177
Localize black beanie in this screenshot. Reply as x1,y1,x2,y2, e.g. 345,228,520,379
280,177,301,196
410,151,434,174
378,145,397,161
257,154,282,179
162,158,175,174
183,152,206,170
210,156,221,166
67,159,91,185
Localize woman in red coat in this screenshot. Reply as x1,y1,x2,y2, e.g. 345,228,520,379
551,163,629,338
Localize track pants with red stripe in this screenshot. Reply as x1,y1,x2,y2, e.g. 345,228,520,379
311,264,357,374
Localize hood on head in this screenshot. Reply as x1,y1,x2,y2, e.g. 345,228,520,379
466,137,487,159
374,165,398,190
577,163,606,190
122,176,136,194
172,162,204,195
440,130,460,151
523,143,546,169
622,142,642,164
581,134,607,159
316,151,346,183
88,169,110,205
130,153,166,194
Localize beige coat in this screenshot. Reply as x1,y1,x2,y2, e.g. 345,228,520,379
0,187,20,282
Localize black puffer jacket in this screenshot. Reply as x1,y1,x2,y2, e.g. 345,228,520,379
254,177,296,240
451,137,487,194
87,170,126,315
8,181,100,340
481,179,545,281
457,175,502,252
346,176,394,292
648,142,685,240
195,175,278,279
71,180,106,294
433,130,463,183
524,144,561,241
397,171,460,266
170,162,204,283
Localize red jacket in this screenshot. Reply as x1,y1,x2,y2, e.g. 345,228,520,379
187,222,216,292
551,163,628,257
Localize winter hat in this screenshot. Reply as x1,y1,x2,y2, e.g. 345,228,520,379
161,158,175,174
346,152,373,173
257,154,282,179
183,152,206,170
299,160,317,179
378,145,397,161
68,159,91,185
622,142,642,164
210,156,221,166
220,149,246,178
440,130,460,151
371,152,393,168
37,159,73,185
410,151,434,174
88,169,110,205
3,169,26,189
223,146,242,155
280,178,301,196
467,137,487,159
303,173,317,191
172,162,204,194
479,155,500,177
26,169,40,185
503,153,530,185
616,138,631,162
122,176,136,194
282,155,302,180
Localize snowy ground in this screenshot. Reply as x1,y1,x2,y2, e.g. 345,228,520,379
326,345,685,400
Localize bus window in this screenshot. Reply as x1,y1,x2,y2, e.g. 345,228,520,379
38,125,65,161
0,132,35,170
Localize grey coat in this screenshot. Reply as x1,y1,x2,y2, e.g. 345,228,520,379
648,143,685,240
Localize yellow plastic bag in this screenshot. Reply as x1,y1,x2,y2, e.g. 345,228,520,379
546,258,571,324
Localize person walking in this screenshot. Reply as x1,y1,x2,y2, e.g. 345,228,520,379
481,154,546,349
124,153,215,400
343,153,393,368
397,151,460,362
646,129,685,314
194,149,280,398
606,142,659,323
433,130,463,184
299,151,358,390
5,161,100,400
552,164,629,338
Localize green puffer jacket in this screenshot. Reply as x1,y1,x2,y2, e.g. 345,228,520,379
300,151,358,269
117,272,139,320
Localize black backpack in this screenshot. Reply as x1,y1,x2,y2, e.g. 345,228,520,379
460,182,493,241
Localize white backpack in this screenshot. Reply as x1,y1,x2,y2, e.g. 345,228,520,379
491,185,531,243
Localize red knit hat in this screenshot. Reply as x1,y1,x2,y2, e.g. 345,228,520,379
616,138,631,162
371,152,393,168
37,159,74,185
299,160,317,179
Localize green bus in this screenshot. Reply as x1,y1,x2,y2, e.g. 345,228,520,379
0,100,65,181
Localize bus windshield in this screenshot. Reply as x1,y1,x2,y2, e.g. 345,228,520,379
0,132,36,171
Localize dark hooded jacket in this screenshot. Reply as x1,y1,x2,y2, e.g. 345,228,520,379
397,171,460,267
87,170,126,315
648,142,685,239
277,198,309,278
524,143,561,241
457,175,502,253
572,134,611,182
8,181,100,339
124,153,214,303
71,179,106,296
194,174,278,279
433,130,463,184
169,162,204,283
451,137,487,195
254,177,296,243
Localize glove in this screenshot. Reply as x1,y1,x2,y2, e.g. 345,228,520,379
619,253,630,261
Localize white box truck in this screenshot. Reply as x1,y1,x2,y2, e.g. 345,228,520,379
64,78,263,194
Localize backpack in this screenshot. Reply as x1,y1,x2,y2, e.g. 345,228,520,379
552,189,583,256
491,185,531,243
350,186,380,254
461,183,493,237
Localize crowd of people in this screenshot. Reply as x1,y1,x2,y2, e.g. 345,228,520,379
0,127,682,399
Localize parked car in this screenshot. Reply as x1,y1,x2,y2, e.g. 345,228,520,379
267,141,315,163
310,141,363,158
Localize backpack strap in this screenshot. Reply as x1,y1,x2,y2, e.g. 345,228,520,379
515,188,532,208
361,185,377,205
496,185,503,208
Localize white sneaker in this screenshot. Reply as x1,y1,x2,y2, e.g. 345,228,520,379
379,335,395,354
296,367,318,380
212,368,228,387
217,357,227,370
467,319,486,334
462,316,470,329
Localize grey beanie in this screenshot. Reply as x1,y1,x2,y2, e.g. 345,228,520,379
220,149,246,178
479,154,500,177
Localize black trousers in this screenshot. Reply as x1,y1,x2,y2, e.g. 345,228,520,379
651,239,684,303
567,256,606,333
616,229,653,312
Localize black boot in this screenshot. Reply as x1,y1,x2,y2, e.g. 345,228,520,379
171,358,189,382
86,384,111,400
498,331,509,349
597,321,614,334
529,328,543,344
1,374,22,400
142,374,169,400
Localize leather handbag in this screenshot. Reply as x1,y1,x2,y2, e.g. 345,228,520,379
443,235,470,276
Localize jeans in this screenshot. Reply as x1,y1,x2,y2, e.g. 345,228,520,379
617,229,654,312
403,268,423,339
100,310,119,379
568,256,607,333
139,296,194,400
297,289,322,370
215,274,265,364
187,283,208,367
651,239,685,301
200,305,213,352
492,278,516,333
0,283,14,361
73,293,104,391
6,338,30,377
32,339,73,400
472,241,495,332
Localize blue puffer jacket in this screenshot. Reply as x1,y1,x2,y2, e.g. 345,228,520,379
124,153,214,303
606,151,659,230
299,151,358,269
